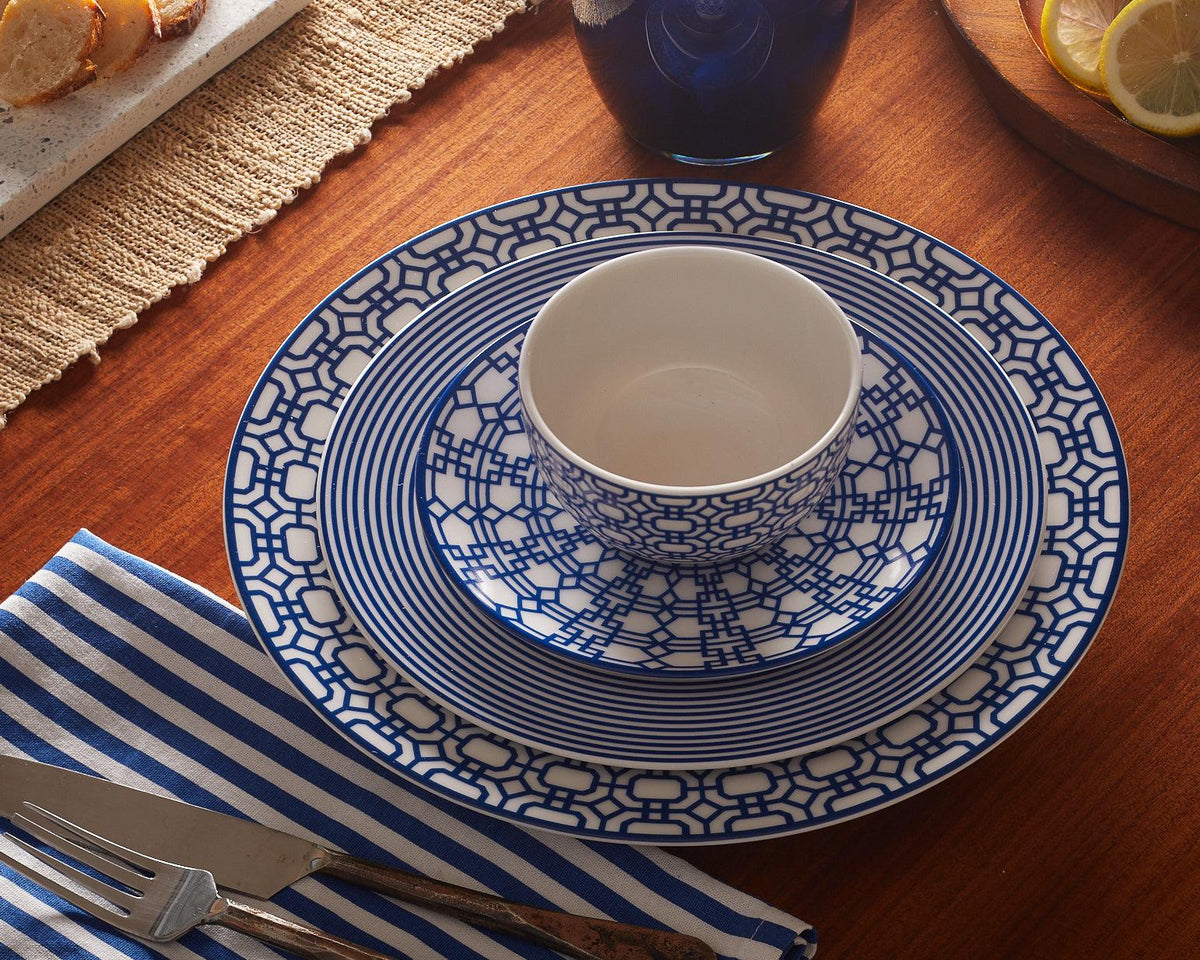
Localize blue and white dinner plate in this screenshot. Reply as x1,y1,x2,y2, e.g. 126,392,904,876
414,325,959,677
316,233,1043,770
225,180,1127,842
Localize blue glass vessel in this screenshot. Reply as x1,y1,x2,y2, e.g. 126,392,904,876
573,0,855,164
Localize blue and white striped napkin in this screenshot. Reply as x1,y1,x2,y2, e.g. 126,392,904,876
0,531,816,960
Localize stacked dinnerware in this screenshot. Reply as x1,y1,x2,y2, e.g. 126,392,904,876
225,180,1127,844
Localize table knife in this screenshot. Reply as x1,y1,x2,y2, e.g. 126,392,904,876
0,756,715,960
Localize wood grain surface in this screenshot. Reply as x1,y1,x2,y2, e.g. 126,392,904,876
941,0,1200,229
2,1,1198,958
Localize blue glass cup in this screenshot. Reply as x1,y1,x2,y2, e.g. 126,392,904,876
573,0,856,165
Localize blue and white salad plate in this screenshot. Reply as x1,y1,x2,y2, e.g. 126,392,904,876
413,324,958,677
225,180,1127,842
316,233,1043,770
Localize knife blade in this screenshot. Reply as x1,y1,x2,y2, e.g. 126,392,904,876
0,756,715,960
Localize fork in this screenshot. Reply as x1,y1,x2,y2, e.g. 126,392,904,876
0,803,404,960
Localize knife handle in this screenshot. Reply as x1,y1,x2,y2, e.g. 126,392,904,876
318,851,715,960
215,898,404,960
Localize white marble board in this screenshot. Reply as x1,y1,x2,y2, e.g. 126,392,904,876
0,0,310,240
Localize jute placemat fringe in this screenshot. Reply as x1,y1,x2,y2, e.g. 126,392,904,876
0,0,542,427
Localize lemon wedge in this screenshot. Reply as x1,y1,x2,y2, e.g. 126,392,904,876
1100,0,1200,136
1042,0,1130,94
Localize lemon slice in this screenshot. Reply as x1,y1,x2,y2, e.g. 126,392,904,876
1100,0,1200,136
1042,0,1130,93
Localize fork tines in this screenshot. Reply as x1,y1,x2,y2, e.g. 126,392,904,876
0,803,152,922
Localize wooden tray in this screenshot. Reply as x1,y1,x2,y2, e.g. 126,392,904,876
939,0,1200,231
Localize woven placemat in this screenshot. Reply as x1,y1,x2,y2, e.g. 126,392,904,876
0,0,540,427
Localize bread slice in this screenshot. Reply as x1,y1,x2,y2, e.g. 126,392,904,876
92,0,157,77
0,0,104,107
152,0,202,40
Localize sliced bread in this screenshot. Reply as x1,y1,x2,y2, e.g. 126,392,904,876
153,0,202,40
0,0,104,106
92,0,157,77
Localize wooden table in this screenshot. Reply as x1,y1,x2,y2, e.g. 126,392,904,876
2,1,1198,957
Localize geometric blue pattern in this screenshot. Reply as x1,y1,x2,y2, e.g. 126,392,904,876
418,326,959,675
317,232,1044,770
525,361,857,565
225,179,1127,843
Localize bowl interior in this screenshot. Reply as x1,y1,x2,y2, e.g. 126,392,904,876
521,247,860,488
